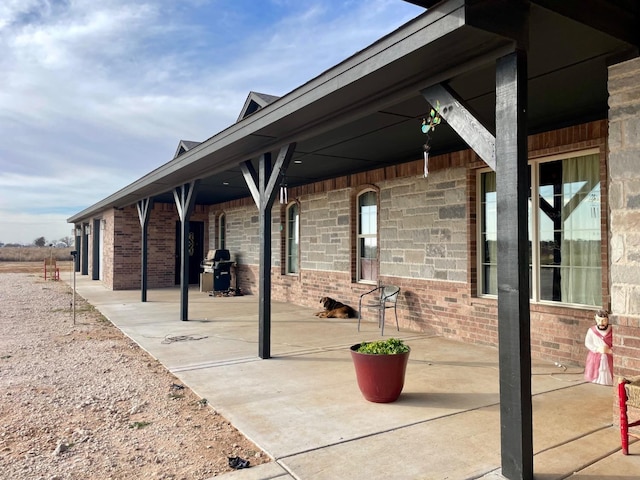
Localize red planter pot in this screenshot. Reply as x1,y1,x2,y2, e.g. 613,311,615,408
350,344,410,403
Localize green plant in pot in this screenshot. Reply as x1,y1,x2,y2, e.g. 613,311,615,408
350,338,410,403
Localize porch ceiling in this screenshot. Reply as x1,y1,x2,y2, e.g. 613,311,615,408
68,0,638,222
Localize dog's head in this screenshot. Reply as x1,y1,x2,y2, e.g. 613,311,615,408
319,296,334,309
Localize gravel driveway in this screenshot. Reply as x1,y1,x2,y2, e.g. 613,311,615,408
0,272,267,479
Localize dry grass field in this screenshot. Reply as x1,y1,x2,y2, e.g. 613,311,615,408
0,247,74,274
0,246,74,262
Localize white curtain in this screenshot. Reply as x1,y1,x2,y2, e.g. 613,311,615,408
483,172,498,295
560,154,601,305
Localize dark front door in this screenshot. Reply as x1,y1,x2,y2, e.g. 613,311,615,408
175,221,204,285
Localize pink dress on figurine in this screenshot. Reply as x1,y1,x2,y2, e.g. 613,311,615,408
584,322,613,386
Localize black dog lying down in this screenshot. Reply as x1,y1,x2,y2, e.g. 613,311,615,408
314,296,356,318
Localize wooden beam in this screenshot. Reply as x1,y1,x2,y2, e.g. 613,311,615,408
74,232,81,272
240,161,260,207
173,181,200,321
421,83,496,171
242,144,296,359
81,224,89,276
257,153,273,359
495,49,533,480
266,143,297,206
137,198,153,303
91,219,100,281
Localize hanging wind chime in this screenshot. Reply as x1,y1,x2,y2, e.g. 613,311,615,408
421,101,442,178
279,174,288,204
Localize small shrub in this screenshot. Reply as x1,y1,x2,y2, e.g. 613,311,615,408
129,421,151,429
356,338,409,355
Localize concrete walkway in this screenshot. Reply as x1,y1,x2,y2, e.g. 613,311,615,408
70,276,640,480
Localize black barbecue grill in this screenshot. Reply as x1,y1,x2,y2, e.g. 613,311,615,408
200,249,234,294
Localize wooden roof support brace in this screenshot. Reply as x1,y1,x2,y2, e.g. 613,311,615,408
241,143,296,359
421,83,496,171
422,54,532,480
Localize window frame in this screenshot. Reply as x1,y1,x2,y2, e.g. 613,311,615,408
356,189,379,284
218,213,226,250
477,148,603,307
285,202,300,275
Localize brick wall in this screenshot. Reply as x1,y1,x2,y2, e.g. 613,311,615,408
609,56,640,378
111,206,141,290
96,203,208,290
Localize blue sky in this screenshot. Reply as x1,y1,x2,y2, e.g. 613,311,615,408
0,0,423,245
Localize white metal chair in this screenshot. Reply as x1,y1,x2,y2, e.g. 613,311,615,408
358,285,400,336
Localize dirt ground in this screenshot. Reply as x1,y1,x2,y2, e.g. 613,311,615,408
0,262,269,479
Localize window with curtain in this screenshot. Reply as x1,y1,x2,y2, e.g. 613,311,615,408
479,151,602,306
218,213,226,250
480,172,498,295
286,203,299,274
358,190,378,283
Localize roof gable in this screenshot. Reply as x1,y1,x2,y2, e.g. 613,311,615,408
237,91,280,122
173,140,201,159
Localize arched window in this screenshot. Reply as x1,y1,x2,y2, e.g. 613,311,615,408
286,203,299,274
357,190,378,283
218,213,226,250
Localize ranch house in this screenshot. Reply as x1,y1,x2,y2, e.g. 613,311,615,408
68,1,639,477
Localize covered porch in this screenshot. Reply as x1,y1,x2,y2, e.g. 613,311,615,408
71,274,640,479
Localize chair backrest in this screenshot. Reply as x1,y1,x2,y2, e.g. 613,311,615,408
381,286,400,304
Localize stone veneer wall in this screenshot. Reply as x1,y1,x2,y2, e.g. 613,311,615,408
218,164,468,303
609,56,640,378
98,119,618,371
100,209,115,289
381,168,467,282
212,121,612,368
300,189,352,273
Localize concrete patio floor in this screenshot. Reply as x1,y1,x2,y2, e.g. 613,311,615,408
70,275,640,480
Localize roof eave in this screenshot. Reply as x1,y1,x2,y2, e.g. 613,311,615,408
69,0,472,223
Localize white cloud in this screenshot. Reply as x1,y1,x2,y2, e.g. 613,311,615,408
0,0,422,244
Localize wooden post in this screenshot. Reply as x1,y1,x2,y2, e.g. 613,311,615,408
91,219,100,280
174,181,199,321
495,49,533,480
242,143,296,358
81,224,89,276
137,198,153,303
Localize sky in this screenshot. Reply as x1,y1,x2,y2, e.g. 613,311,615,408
0,0,424,245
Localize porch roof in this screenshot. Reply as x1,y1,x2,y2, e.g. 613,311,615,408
68,0,638,224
